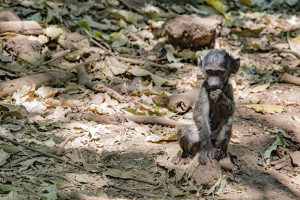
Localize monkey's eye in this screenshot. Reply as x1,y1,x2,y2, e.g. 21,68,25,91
215,70,224,76
206,70,224,76
206,70,212,75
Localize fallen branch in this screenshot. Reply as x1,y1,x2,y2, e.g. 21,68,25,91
0,71,75,97
280,73,300,86
0,21,43,35
82,113,125,124
78,112,182,127
0,134,81,169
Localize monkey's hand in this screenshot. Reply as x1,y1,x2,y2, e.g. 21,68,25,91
198,141,214,165
209,89,223,103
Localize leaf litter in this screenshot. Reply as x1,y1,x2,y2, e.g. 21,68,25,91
0,0,300,199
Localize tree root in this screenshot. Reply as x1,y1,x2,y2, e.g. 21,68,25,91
0,21,43,35
77,112,182,127
280,73,300,86
0,71,75,98
152,88,198,113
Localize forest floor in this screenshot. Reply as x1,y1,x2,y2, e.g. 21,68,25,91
0,0,300,199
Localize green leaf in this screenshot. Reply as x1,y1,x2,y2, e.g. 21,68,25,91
177,49,196,60
0,183,22,193
8,191,18,200
27,12,42,22
76,19,92,33
0,149,10,166
264,135,287,160
204,0,228,15
40,185,57,200
110,9,143,24
112,39,127,48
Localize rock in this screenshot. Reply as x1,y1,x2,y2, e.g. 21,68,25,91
160,14,222,49
290,151,300,167
187,157,222,188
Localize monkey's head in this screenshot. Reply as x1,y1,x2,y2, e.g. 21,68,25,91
197,49,240,91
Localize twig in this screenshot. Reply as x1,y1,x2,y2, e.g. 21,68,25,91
272,49,300,59
91,38,176,69
92,83,124,102
0,134,81,169
33,49,71,68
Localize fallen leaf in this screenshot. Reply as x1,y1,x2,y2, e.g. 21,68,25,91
146,134,177,143
129,67,167,86
177,49,196,60
107,56,128,75
205,175,227,195
291,174,300,186
104,168,135,180
250,83,270,93
0,183,22,193
110,9,143,24
40,185,57,200
45,25,64,40
264,135,287,160
8,191,18,200
0,149,10,166
244,104,283,114
288,35,300,55
75,173,107,188
204,0,228,14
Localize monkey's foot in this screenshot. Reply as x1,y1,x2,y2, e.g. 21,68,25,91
198,148,214,165
172,156,192,165
213,149,227,161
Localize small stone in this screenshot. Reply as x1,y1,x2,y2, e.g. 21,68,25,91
290,151,300,167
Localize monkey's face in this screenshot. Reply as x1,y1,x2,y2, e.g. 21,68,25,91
197,50,240,91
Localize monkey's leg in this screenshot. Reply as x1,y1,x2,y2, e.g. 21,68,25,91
214,119,233,160
174,124,199,165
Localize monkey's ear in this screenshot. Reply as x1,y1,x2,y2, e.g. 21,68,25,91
197,56,203,68
231,58,240,74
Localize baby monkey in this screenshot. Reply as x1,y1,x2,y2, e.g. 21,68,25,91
176,49,240,165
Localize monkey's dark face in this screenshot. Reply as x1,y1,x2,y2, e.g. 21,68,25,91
198,50,240,91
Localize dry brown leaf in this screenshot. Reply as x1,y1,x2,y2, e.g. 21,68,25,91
250,83,270,93
244,104,283,114
146,134,177,143
288,35,300,55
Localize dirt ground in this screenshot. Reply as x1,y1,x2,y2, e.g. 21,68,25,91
0,1,300,200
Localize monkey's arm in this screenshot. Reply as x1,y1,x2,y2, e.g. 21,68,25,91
220,83,235,115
